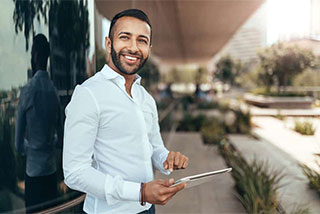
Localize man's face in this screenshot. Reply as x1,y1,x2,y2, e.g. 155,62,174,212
106,16,152,75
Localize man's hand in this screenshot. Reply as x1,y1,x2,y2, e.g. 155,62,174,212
144,179,186,205
163,151,189,172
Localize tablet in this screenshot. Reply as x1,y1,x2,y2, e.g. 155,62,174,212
171,168,232,189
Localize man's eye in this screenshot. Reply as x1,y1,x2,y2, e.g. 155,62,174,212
139,39,148,44
120,36,129,40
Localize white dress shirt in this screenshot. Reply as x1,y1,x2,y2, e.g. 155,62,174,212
15,70,62,177
63,64,170,213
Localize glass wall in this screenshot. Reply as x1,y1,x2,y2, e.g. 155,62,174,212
0,0,95,212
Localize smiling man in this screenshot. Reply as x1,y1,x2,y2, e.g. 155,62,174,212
63,9,188,214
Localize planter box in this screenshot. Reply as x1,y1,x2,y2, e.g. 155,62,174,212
244,93,313,109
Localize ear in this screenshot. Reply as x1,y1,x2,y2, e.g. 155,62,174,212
105,36,111,54
149,44,152,52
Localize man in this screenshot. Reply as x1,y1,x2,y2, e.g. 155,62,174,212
15,34,63,213
63,9,189,213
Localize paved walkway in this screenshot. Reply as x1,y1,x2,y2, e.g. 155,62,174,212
252,116,320,172
229,116,320,214
155,132,245,214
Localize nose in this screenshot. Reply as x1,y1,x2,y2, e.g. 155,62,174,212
128,39,139,53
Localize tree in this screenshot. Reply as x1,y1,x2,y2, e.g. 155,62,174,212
13,0,90,92
293,68,320,87
13,0,50,51
215,55,242,85
258,43,315,93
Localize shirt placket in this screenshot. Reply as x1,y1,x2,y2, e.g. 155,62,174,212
115,77,141,106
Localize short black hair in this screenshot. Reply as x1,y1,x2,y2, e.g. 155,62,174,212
32,33,50,65
108,9,152,45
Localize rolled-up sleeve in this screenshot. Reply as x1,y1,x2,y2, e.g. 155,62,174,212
63,85,140,205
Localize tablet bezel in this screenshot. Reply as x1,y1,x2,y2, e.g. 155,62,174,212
171,167,232,187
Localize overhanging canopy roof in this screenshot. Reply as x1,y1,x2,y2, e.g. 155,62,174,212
95,0,265,64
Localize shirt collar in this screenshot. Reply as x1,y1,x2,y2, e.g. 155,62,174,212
101,64,141,85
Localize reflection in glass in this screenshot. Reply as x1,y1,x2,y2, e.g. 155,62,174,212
0,0,93,212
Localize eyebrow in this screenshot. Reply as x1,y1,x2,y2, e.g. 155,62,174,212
118,32,150,42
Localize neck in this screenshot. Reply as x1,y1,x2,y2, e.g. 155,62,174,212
108,63,136,97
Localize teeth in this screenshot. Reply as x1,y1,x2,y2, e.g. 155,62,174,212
124,55,137,60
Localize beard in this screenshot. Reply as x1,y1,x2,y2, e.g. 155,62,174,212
110,42,148,75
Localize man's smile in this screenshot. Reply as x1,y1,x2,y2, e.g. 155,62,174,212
121,54,140,65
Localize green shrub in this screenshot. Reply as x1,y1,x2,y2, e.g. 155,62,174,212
275,110,285,120
293,69,320,87
251,88,307,97
220,142,283,214
200,118,225,145
0,90,25,184
300,161,320,196
157,100,171,111
197,101,219,109
176,113,206,132
180,95,195,111
226,108,251,134
294,121,315,135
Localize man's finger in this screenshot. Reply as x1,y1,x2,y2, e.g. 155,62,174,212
162,178,174,187
174,153,180,168
168,152,174,172
161,193,174,205
166,182,186,194
163,161,168,170
182,159,189,168
178,155,185,168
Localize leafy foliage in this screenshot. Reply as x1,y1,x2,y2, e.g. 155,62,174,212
220,142,284,214
177,99,251,139
13,0,90,90
300,161,320,196
13,0,89,52
258,43,315,92
176,113,206,132
294,121,315,136
0,104,17,192
197,101,220,109
215,55,242,85
200,118,225,145
13,0,49,50
251,88,307,97
235,67,261,89
293,69,320,87
0,89,25,186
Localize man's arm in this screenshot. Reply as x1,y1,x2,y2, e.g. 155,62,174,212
15,88,27,154
148,98,189,173
63,85,141,205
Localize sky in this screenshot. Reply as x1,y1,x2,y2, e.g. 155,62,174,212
267,0,312,44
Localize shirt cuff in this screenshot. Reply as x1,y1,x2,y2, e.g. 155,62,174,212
160,151,171,175
104,175,141,206
122,180,141,201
